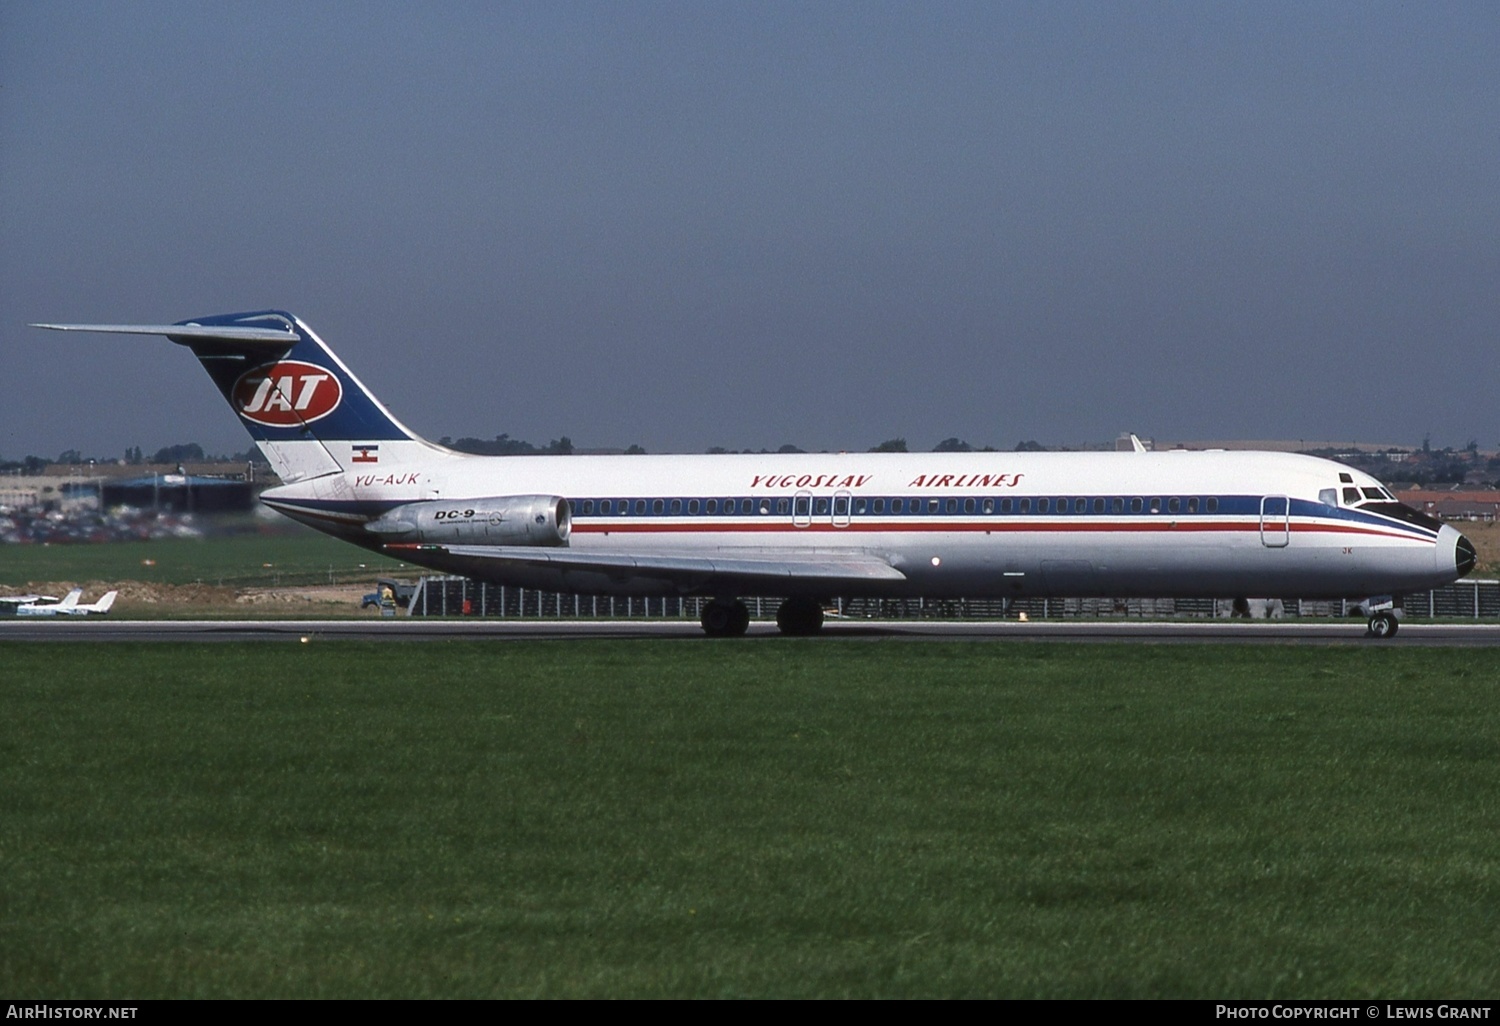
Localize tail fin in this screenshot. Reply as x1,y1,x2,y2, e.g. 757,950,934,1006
57,588,83,610
84,591,117,614
34,312,453,482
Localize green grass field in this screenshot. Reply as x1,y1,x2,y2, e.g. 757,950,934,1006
0,531,414,589
3,640,1497,998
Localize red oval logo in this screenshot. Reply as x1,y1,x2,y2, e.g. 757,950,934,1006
232,361,343,427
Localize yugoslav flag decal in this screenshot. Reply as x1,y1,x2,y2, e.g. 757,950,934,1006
232,361,343,426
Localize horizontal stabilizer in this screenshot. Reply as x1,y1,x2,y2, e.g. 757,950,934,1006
31,322,298,346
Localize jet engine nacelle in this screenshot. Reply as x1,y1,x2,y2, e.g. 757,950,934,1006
366,495,571,546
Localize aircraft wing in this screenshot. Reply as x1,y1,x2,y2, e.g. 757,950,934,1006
389,543,907,590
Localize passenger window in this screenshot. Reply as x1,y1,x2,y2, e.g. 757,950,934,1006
963,498,975,514
706,499,718,514
600,499,612,514
688,499,700,515
982,498,994,514
873,498,885,514
1038,498,1050,513
776,498,790,515
854,498,868,515
1206,497,1219,513
1000,498,1012,514
1075,498,1086,514
1149,498,1162,513
892,498,905,514
1112,497,1124,514
759,500,771,515
636,499,648,515
945,498,958,514
1092,498,1103,514
1130,498,1143,513
814,498,830,515
1168,497,1180,514
652,499,664,514
793,496,809,516
1019,498,1031,514
1187,497,1199,513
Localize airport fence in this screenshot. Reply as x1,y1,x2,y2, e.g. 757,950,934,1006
407,577,1500,621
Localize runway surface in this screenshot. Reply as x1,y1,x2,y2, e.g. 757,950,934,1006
5,618,1500,645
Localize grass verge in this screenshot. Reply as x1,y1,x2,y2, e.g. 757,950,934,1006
2,640,1497,997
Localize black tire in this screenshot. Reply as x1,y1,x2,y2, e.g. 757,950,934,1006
728,602,751,636
702,599,750,637
1367,612,1399,639
701,601,733,636
775,597,825,635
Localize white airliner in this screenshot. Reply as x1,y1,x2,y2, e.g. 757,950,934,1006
34,311,1474,637
2,588,118,617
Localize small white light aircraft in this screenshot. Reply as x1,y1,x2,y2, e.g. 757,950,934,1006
3,588,118,617
0,592,58,605
35,312,1474,637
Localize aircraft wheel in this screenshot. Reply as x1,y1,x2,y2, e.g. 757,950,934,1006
729,602,751,636
702,599,750,637
775,597,825,636
1367,612,1399,639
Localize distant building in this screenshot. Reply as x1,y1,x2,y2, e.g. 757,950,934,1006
0,483,42,510
1396,489,1500,522
100,473,255,513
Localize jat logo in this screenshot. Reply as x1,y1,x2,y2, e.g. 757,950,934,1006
232,361,343,426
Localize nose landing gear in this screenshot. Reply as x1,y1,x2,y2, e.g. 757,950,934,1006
1361,596,1401,639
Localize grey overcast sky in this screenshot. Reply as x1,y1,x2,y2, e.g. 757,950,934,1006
3,1,1497,459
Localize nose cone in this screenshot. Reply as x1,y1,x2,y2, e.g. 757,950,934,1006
1441,524,1478,580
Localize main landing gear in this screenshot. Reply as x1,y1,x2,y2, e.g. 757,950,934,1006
775,596,825,636
699,597,829,637
700,598,750,637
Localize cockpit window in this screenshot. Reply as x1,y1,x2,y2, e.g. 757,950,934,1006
1361,502,1444,532
1362,488,1384,501
1343,487,1361,504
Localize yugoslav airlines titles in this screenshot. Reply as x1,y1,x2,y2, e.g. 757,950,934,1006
747,473,1024,490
